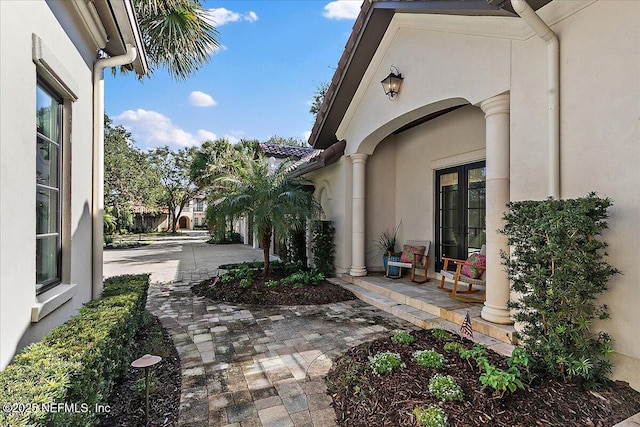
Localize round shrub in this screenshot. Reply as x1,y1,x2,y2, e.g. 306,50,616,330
414,405,448,427
428,374,464,402
391,331,415,345
368,351,405,375
413,350,445,369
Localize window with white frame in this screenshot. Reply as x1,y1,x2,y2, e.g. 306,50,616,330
195,200,204,212
36,82,62,292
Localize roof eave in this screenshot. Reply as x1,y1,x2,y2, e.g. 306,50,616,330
94,0,149,76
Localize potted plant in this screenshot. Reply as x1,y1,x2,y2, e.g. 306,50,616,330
376,223,401,275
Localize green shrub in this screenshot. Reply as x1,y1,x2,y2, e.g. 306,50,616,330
460,344,487,362
391,331,415,345
414,405,448,427
428,374,464,402
478,361,524,394
431,328,451,341
413,350,445,369
220,262,257,284
506,347,533,381
279,270,325,288
0,274,149,426
443,342,465,354
312,220,335,277
218,261,262,270
368,352,405,375
502,194,619,384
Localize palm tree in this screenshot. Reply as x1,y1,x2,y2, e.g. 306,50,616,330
215,155,320,276
190,139,254,189
134,0,219,80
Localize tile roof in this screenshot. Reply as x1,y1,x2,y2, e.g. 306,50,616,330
258,142,317,159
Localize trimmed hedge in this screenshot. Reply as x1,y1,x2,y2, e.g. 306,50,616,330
0,274,149,426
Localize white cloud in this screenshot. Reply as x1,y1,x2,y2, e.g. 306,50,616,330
197,130,218,141
323,0,361,20
188,91,217,107
225,135,240,145
206,8,259,26
113,109,217,149
302,130,312,141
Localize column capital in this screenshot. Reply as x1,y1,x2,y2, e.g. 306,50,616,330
480,93,510,118
350,153,369,164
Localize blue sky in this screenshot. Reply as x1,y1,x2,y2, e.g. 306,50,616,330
106,0,362,151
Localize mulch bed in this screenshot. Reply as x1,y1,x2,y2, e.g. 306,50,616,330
326,329,640,427
99,313,181,427
191,270,357,305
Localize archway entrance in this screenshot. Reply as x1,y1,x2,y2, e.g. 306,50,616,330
178,216,190,230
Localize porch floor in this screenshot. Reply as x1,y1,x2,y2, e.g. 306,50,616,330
330,272,516,357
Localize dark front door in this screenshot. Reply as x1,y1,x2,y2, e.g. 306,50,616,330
435,161,486,271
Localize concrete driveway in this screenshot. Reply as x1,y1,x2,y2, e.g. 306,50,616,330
104,238,268,283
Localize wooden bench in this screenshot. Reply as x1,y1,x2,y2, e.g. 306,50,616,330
386,240,431,284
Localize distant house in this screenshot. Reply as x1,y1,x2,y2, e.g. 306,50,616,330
176,196,208,230
132,204,169,232
305,0,640,389
0,0,147,368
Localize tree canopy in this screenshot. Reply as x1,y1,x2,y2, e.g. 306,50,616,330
104,115,159,230
309,81,329,116
148,146,200,233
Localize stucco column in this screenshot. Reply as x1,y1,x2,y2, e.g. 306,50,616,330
480,93,513,325
350,153,368,276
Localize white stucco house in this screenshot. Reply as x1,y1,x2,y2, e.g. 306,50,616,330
0,0,147,369
306,0,640,389
177,196,208,230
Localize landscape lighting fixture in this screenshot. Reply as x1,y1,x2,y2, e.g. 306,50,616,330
381,65,403,100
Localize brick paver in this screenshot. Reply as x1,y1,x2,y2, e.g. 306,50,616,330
145,269,414,427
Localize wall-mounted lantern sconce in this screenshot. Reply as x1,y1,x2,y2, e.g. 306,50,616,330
381,65,403,100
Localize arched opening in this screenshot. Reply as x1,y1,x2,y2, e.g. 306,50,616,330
178,216,190,230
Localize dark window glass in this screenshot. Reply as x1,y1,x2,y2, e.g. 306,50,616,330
36,83,62,291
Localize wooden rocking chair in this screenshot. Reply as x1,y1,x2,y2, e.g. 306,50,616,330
386,240,431,284
438,245,486,303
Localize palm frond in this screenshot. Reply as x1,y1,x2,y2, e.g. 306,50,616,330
134,0,220,80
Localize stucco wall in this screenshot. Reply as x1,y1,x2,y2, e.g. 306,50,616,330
0,0,95,368
364,136,396,269
338,22,511,156
309,158,352,274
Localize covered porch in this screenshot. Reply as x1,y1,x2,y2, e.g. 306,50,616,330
330,272,516,356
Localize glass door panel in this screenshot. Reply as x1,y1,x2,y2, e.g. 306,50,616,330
466,165,486,255
435,162,486,271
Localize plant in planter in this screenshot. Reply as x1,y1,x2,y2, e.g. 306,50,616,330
375,222,401,275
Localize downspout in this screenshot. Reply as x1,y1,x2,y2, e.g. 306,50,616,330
92,44,137,299
511,0,560,199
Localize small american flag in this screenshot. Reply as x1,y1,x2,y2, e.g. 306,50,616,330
209,275,220,287
460,312,473,339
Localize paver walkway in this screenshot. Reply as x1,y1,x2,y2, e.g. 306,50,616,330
106,241,417,426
